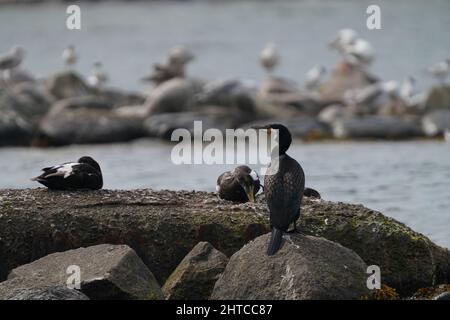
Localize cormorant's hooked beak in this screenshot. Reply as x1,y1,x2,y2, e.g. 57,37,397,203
242,184,255,203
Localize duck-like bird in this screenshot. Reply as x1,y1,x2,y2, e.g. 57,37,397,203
256,124,305,256
31,156,103,190
216,165,260,203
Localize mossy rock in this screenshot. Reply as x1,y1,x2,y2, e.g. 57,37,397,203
0,189,269,284
297,199,450,296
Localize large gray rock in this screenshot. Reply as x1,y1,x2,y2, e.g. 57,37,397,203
45,71,94,100
162,242,228,300
319,64,376,103
332,116,422,139
39,96,146,145
211,233,369,300
145,78,199,115
7,244,164,300
0,278,89,300
424,86,450,111
422,110,450,137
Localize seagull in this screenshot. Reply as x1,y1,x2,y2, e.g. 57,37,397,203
329,29,358,56
305,65,326,91
345,38,375,67
344,81,398,109
260,42,279,74
167,45,195,65
62,45,77,68
399,76,426,108
87,62,109,89
426,59,450,85
0,46,26,81
445,129,450,142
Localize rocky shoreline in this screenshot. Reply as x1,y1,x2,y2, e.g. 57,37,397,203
1,65,450,147
0,188,449,299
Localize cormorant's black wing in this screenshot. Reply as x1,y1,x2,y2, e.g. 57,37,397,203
264,155,305,231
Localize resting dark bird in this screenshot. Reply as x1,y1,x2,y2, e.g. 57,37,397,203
31,156,103,190
257,124,305,256
216,165,260,203
304,187,321,199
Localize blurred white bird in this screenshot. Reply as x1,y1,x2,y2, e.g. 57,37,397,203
0,46,25,81
168,45,195,65
344,80,398,109
305,65,326,91
400,76,415,100
87,62,109,89
329,29,358,52
345,38,375,67
62,45,77,68
399,76,426,108
444,129,450,142
260,42,279,74
426,59,450,85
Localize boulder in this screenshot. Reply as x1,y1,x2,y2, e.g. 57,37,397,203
45,71,94,100
144,107,248,140
7,244,164,300
8,83,53,124
0,189,269,284
211,233,369,300
38,96,146,145
197,78,257,114
0,107,33,146
332,116,422,139
162,242,228,300
96,88,145,109
0,278,89,300
145,78,201,115
422,110,450,137
297,199,450,296
319,63,376,104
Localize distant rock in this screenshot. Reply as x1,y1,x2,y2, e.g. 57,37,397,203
144,107,246,140
211,233,369,300
10,82,53,123
145,78,201,115
319,63,376,104
162,242,228,300
245,116,330,140
332,116,422,139
422,110,450,137
424,86,450,111
39,96,146,145
0,279,89,300
7,244,164,300
45,71,94,100
96,88,145,109
317,104,346,124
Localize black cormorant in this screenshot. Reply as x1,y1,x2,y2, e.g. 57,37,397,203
31,156,103,190
257,124,305,256
216,165,260,203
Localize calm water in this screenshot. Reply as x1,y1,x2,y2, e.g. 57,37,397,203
0,0,450,90
0,140,449,249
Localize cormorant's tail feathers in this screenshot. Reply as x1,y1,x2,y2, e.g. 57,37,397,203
267,228,283,256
